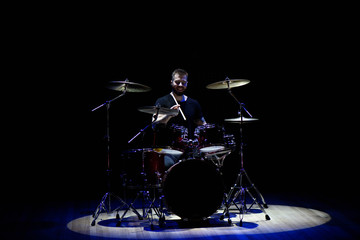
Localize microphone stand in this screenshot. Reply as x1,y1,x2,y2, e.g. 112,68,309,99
91,85,142,226
221,79,270,226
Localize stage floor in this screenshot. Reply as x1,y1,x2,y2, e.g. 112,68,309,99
2,192,359,240
68,204,331,239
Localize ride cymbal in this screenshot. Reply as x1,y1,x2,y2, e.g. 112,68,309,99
206,79,250,90
107,80,151,92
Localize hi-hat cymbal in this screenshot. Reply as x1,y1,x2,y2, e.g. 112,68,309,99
107,80,151,92
224,116,259,123
206,79,250,90
138,106,179,116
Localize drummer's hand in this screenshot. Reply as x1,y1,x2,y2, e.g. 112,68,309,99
170,104,180,110
153,105,179,124
153,105,180,124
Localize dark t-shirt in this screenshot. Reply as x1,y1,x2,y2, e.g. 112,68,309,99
155,93,204,139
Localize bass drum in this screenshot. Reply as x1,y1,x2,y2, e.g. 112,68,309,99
163,159,224,220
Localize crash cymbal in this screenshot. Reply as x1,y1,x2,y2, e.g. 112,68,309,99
206,79,250,90
224,116,259,123
107,80,151,92
138,106,179,116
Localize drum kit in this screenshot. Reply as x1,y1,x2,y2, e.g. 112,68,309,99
91,77,270,228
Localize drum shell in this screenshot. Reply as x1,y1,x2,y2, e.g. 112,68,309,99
170,124,189,150
163,159,224,220
196,124,225,147
143,150,165,185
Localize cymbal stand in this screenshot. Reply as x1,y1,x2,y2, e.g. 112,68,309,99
128,104,161,144
91,86,142,226
221,79,270,226
117,106,165,229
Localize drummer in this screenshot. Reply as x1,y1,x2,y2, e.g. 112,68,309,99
153,68,206,168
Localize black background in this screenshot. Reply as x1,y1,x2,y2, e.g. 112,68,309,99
6,6,357,203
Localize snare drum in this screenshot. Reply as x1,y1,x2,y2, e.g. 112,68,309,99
163,159,224,220
199,145,225,154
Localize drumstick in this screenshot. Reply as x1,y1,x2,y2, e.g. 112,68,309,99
170,92,187,121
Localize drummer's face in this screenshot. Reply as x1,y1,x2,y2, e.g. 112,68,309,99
171,73,188,94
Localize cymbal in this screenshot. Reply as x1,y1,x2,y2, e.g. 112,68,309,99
123,148,183,156
138,106,179,116
153,148,183,156
206,79,250,90
224,116,259,123
107,80,151,92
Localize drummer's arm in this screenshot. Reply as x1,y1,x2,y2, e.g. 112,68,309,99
194,117,206,126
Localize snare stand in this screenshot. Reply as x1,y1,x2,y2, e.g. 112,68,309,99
221,80,270,226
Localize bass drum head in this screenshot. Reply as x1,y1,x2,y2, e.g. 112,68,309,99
163,159,224,220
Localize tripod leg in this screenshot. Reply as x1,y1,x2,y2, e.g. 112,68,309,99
143,188,165,230
91,191,131,226
243,169,268,208
221,172,242,219
252,184,268,208
91,192,110,226
143,193,155,224
228,173,241,201
111,193,130,212
220,192,229,220
245,188,270,220
239,192,245,227
116,191,143,227
222,186,245,225
221,191,236,222
158,195,165,227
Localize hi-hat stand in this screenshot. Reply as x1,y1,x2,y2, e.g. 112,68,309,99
221,79,270,226
91,86,142,226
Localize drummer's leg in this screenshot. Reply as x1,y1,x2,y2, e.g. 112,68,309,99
164,154,182,169
164,155,176,169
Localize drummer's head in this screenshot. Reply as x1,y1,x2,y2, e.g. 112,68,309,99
171,68,188,95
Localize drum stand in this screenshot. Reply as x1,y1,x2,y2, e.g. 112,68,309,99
115,149,165,229
116,183,165,229
221,83,270,226
91,89,142,226
115,108,165,229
